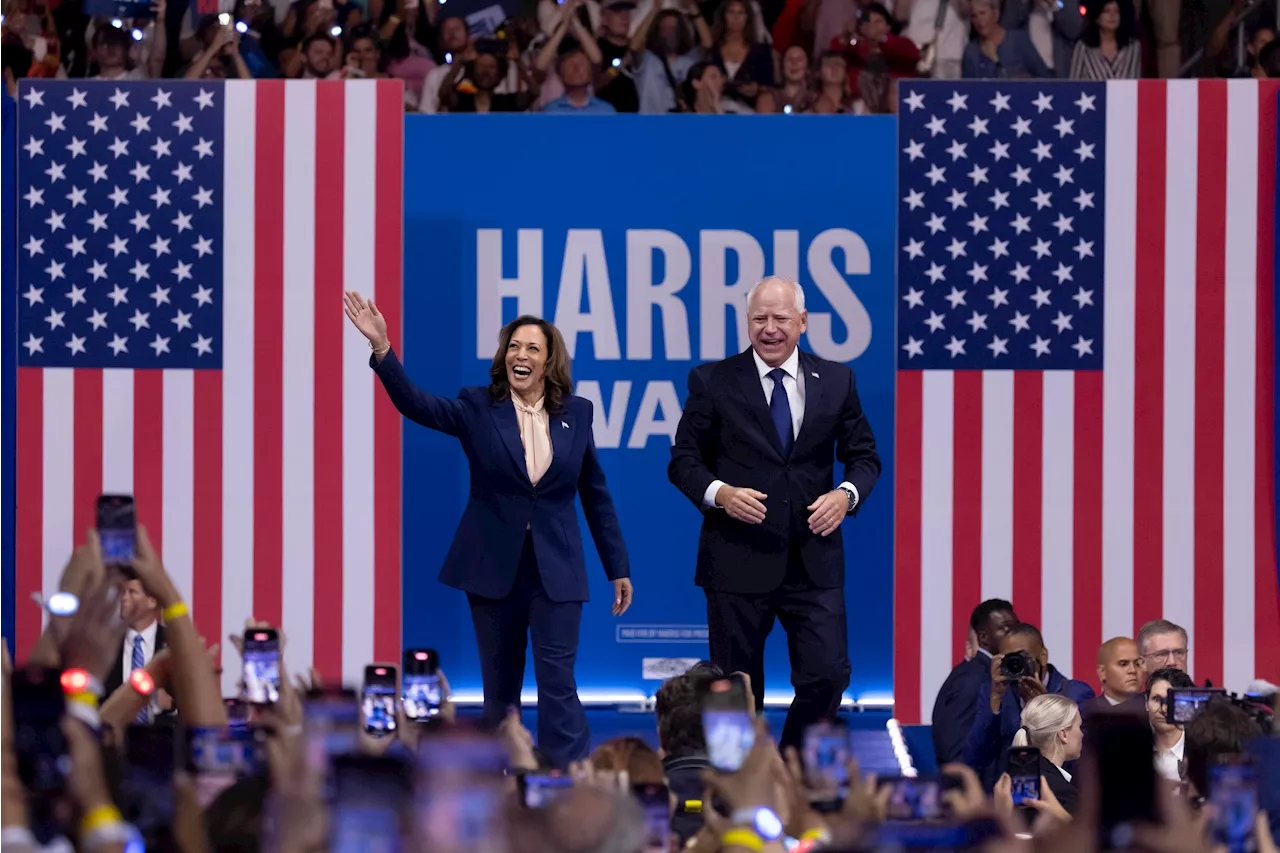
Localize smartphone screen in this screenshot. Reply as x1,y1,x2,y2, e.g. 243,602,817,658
12,666,69,798
1092,710,1158,850
122,725,176,836
186,725,267,808
331,755,412,853
634,783,671,853
1007,746,1042,806
363,665,398,735
241,629,280,704
701,677,753,772
305,687,360,772
803,722,851,800
97,494,136,566
416,735,509,852
880,777,944,821
519,773,574,808
1168,688,1227,725
402,649,441,722
1210,761,1259,853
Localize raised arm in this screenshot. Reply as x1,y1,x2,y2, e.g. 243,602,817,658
344,289,468,436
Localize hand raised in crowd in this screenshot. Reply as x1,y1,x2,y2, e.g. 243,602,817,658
780,746,831,839
807,489,846,536
701,717,783,814
60,567,128,683
716,484,768,524
131,525,181,609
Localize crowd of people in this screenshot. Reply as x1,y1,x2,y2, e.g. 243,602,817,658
3,527,1279,852
1,0,1275,114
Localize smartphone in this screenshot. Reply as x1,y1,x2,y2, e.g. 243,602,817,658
1007,746,1042,806
634,783,672,853
225,697,251,729
1167,687,1227,724
416,734,509,851
1246,736,1280,846
363,664,398,735
97,494,136,566
330,754,413,853
12,665,69,842
185,725,267,808
122,725,176,837
879,776,946,821
701,676,754,772
1210,759,1259,853
803,721,851,802
518,772,574,808
1091,710,1158,850
402,649,441,722
240,628,280,705
305,687,361,771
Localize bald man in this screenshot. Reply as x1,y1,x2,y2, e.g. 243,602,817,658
1080,636,1143,719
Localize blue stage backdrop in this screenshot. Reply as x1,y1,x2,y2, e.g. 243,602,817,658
400,115,899,705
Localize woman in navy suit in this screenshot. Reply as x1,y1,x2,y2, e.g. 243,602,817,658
343,291,633,766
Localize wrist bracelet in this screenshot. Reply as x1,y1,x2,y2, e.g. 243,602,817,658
67,690,100,709
80,805,123,836
722,828,765,851
65,698,102,731
161,601,189,622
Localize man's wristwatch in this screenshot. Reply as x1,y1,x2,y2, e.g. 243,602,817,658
838,485,857,514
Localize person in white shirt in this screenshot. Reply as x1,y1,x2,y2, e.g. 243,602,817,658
104,578,171,720
1146,666,1194,782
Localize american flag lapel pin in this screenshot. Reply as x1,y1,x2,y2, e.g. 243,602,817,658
811,372,819,378
561,421,569,429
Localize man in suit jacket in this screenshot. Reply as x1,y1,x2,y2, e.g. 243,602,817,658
963,622,1095,788
104,577,169,721
1079,636,1143,719
931,599,1018,765
668,277,880,750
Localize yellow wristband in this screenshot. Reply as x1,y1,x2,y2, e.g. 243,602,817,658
161,601,189,623
80,805,123,835
67,691,99,709
722,829,765,851
801,828,831,842
683,799,703,813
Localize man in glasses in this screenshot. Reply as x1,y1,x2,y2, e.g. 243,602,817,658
1137,619,1191,675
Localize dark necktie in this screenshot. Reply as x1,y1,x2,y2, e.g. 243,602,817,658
131,634,148,724
768,368,793,456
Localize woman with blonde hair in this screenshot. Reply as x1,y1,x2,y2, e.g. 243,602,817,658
1009,693,1083,815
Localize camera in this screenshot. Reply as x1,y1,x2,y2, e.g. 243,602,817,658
1000,651,1036,680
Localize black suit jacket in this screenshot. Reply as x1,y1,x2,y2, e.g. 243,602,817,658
931,654,991,765
103,624,167,697
668,349,880,594
1041,756,1078,814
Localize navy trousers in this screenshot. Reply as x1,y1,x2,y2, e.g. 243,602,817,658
467,531,589,768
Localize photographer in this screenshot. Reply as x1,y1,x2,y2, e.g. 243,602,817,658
962,622,1094,788
932,599,1018,766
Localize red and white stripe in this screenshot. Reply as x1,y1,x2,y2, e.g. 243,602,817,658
893,79,1280,725
15,80,405,694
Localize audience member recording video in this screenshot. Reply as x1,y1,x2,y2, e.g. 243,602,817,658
6,527,1277,853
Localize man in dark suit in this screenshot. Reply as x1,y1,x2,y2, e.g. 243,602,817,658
103,577,169,722
668,276,880,750
931,599,1018,765
1079,636,1143,719
963,622,1095,788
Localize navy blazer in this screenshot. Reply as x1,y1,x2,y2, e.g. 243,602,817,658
962,664,1096,789
372,351,629,603
931,653,992,766
668,349,880,594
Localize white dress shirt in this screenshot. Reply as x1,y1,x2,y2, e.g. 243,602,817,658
1104,693,1122,706
1153,731,1185,781
702,348,860,510
123,620,159,719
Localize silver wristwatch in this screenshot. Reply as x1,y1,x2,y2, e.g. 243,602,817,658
838,486,857,514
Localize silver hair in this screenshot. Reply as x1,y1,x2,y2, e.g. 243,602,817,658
1011,694,1079,752
745,276,806,313
1137,619,1188,655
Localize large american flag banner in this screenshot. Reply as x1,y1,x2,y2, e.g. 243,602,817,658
13,80,404,694
893,80,1280,724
